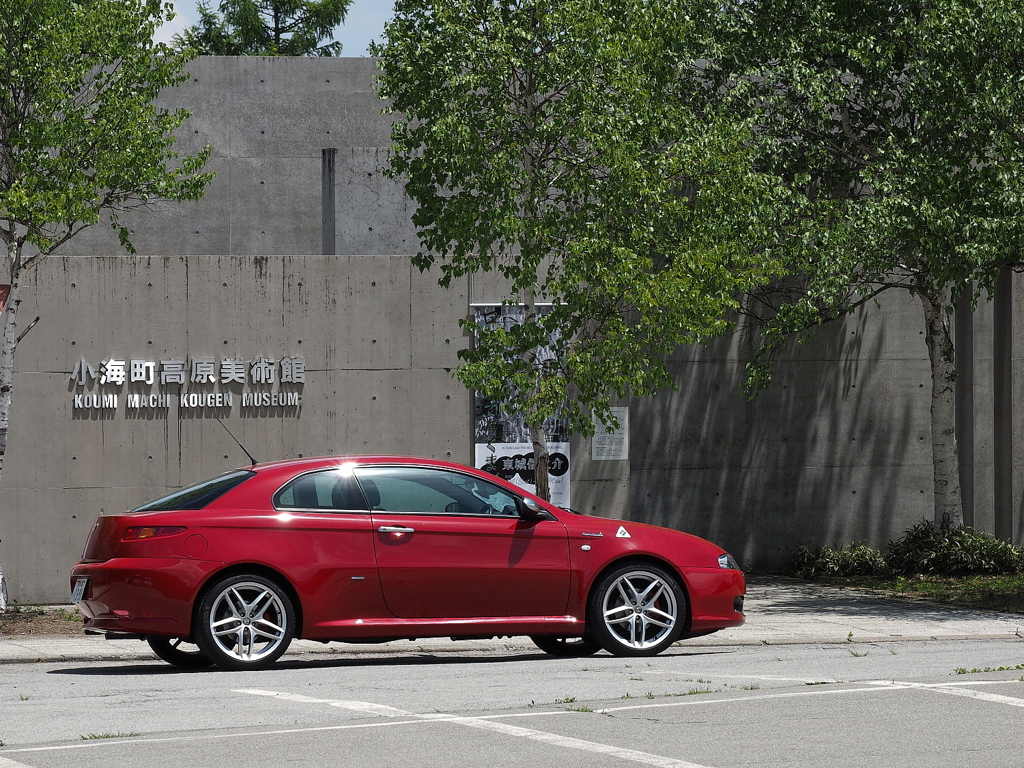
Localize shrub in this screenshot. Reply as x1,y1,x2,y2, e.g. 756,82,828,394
886,520,1023,576
787,520,1024,578
788,542,889,578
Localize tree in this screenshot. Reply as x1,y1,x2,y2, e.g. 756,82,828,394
174,0,351,56
0,0,213,607
373,0,795,499
707,0,1024,528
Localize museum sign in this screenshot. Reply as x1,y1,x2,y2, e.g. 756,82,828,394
69,354,305,416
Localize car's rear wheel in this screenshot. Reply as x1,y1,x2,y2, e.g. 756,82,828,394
147,637,214,668
194,573,295,670
588,563,685,657
530,635,602,657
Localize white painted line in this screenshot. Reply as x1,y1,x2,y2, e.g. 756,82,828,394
234,690,332,705
870,680,1024,708
330,701,411,717
235,689,716,768
236,689,425,717
599,684,910,713
642,671,820,683
422,713,713,768
2,720,433,754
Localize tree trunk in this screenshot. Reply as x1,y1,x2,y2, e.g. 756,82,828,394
919,285,963,528
531,421,550,502
0,263,19,610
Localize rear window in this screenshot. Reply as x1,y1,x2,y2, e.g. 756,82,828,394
132,470,255,512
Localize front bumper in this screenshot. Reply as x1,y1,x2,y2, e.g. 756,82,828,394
681,566,746,635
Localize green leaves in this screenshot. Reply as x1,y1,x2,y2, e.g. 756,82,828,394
375,0,794,436
0,0,213,267
174,0,352,56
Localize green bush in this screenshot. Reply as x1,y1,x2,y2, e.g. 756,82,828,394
788,521,1024,578
886,520,1023,576
788,542,890,578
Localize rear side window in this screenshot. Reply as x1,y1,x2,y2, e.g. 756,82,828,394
274,469,369,511
132,470,255,512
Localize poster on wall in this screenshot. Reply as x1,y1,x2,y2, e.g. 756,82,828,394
471,304,571,509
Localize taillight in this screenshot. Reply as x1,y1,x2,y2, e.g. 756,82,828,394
121,526,187,541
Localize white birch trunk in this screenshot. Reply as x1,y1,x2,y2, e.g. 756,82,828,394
0,249,21,610
920,285,963,528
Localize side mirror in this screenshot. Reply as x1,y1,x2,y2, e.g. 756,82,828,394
519,497,546,519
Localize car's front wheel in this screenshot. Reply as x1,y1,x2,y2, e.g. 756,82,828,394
529,635,602,657
147,637,214,668
194,573,295,670
587,563,685,657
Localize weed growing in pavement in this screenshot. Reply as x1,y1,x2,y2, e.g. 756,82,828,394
741,684,761,690
621,693,633,699
566,705,594,712
629,677,644,681
554,697,576,704
848,649,868,658
18,695,28,701
953,663,1024,675
844,631,854,643
805,681,833,686
665,688,716,697
645,692,655,699
2,605,45,617
80,733,139,740
0,740,5,746
526,700,535,708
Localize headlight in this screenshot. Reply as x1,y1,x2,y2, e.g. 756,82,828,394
718,553,740,570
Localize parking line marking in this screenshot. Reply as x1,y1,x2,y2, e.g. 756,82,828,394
643,671,821,683
869,680,1024,707
423,713,714,768
235,689,716,768
598,684,908,713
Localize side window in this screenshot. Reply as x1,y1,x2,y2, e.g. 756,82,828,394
354,467,521,516
274,470,369,511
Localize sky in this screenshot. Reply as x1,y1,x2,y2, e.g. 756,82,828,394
154,0,396,56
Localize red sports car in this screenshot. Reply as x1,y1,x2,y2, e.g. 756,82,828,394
70,456,745,669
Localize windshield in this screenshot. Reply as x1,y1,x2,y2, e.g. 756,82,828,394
132,470,255,512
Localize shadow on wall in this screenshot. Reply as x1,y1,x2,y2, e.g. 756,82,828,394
630,296,933,571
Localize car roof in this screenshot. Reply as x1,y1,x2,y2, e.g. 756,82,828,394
245,455,474,476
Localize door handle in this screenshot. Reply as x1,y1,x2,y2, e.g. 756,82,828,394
377,525,415,534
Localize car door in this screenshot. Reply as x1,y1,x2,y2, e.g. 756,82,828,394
357,466,571,619
268,468,386,630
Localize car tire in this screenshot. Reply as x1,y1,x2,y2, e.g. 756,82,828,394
194,573,295,670
147,636,215,669
587,563,686,657
530,635,602,657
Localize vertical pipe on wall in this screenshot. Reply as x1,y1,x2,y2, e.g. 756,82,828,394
993,268,1013,540
955,287,975,530
322,148,337,255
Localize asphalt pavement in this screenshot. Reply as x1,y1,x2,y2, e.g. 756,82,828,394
1,576,1021,665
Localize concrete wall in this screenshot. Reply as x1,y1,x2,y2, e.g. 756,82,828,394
630,292,934,569
1,254,471,602
63,57,419,259
1,56,1018,601
629,285,1024,571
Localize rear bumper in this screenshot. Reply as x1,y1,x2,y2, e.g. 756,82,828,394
71,558,222,637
